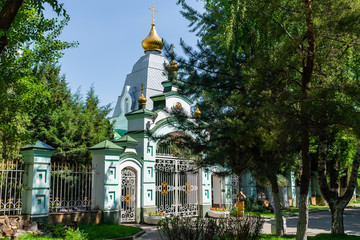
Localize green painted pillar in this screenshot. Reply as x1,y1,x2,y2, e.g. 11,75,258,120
199,168,212,217
89,140,124,224
21,140,54,218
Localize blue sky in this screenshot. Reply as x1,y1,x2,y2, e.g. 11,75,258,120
49,0,204,112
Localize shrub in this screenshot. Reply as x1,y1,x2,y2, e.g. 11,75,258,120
230,207,238,217
157,214,264,240
245,198,265,213
52,223,66,238
64,227,87,240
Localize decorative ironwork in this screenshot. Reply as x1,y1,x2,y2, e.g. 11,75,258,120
124,194,131,203
49,163,94,212
121,168,136,222
155,155,199,217
225,174,240,203
0,160,24,215
161,182,168,195
185,182,191,194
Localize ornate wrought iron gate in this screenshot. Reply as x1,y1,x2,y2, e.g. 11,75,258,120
121,168,136,222
226,174,240,203
155,156,199,216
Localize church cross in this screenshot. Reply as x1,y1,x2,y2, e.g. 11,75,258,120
149,5,157,24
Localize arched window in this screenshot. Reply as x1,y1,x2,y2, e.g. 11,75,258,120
124,98,129,114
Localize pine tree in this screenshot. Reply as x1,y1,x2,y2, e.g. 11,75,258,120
173,0,360,237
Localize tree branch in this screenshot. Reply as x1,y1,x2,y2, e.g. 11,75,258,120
0,0,24,54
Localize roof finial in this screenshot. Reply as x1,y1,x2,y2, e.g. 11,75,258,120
149,5,157,25
138,83,147,109
194,99,201,118
169,44,179,73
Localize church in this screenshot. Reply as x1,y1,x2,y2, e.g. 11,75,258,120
90,7,257,223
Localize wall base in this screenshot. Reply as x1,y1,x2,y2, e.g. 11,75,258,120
103,210,121,224
141,206,156,223
199,204,211,217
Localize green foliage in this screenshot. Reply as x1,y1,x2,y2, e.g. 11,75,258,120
17,233,62,239
157,215,264,240
245,198,265,213
78,224,142,240
0,2,77,160
28,65,113,164
172,0,360,235
64,228,87,240
50,222,66,238
0,1,111,163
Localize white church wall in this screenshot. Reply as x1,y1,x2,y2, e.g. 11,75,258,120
200,169,212,205
165,97,192,114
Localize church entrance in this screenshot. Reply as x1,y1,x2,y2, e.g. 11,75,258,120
120,168,136,222
155,155,199,216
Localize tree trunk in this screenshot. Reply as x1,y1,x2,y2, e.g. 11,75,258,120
269,174,284,236
330,203,345,234
296,191,309,240
296,0,316,239
318,139,360,235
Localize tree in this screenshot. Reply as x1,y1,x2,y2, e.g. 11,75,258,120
175,0,360,238
317,129,360,234
0,0,65,54
29,64,113,164
0,2,76,160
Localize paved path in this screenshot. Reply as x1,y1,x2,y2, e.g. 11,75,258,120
283,206,360,236
127,205,360,239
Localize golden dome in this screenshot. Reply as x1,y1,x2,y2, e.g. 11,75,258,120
142,23,163,53
194,99,201,118
138,83,147,107
169,59,179,73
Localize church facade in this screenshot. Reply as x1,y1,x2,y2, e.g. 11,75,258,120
89,14,257,223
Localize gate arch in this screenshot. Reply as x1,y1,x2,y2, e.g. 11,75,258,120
120,168,136,222
118,158,142,223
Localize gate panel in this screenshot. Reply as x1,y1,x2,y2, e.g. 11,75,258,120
121,168,136,222
155,157,198,216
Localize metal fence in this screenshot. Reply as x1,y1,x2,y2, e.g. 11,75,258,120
0,160,24,215
49,163,94,212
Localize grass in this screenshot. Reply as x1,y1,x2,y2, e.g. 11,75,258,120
248,205,330,218
261,233,360,240
0,224,142,240
17,234,62,239
351,200,360,204
78,224,142,240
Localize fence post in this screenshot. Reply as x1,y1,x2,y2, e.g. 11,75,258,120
199,168,212,217
89,140,124,223
20,140,54,221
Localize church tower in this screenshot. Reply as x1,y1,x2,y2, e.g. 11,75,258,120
111,6,169,136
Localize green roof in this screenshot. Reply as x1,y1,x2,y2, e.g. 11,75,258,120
89,140,124,150
21,140,55,151
114,135,138,144
150,91,193,105
125,108,157,117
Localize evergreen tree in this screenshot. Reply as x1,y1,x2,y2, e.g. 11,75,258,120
172,0,360,237
30,64,113,164
0,4,76,160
